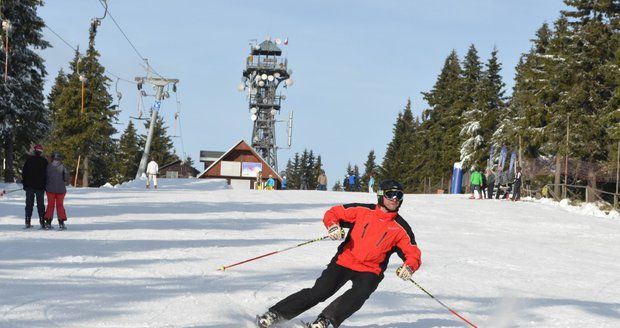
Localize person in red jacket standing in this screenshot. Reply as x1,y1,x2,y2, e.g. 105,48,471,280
257,180,421,328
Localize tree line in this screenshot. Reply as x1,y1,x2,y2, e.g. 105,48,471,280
379,1,618,193
1,1,180,186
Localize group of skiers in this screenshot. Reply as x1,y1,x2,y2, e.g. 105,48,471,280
257,179,420,328
21,145,70,230
343,173,375,193
470,166,522,201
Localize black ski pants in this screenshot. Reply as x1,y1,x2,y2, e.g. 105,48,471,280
487,182,495,199
512,182,521,201
270,262,382,328
25,188,45,220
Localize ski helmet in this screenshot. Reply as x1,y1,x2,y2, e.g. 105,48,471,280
377,179,404,212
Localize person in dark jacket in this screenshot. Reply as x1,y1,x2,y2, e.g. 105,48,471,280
257,180,422,328
21,144,48,228
44,152,69,230
511,166,522,201
486,169,496,200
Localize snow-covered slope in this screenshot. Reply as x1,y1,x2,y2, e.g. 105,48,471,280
1,179,618,327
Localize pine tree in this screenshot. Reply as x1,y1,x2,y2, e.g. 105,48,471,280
47,20,119,187
306,150,316,190
139,112,179,167
554,1,618,193
117,120,141,183
0,0,50,182
287,152,300,189
420,51,464,189
184,155,195,167
504,24,555,160
361,149,378,191
461,47,505,170
380,99,417,191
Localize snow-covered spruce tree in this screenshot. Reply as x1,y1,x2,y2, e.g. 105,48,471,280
47,22,118,187
117,120,141,183
460,47,505,170
139,112,179,167
503,23,555,160
420,50,464,184
552,1,619,195
0,0,50,182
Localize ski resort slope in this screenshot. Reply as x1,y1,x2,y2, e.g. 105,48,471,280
0,179,619,328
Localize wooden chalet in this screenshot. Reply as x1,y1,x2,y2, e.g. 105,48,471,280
197,140,282,189
158,159,200,178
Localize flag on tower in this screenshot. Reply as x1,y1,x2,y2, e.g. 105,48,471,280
283,37,288,46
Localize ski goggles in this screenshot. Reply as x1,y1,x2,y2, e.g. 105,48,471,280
380,189,404,201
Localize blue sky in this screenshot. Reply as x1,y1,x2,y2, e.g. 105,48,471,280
38,0,567,186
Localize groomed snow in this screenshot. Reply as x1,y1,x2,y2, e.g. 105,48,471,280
1,179,619,327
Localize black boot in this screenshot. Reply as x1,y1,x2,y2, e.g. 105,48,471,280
58,219,66,230
44,219,53,230
39,218,45,229
25,217,32,229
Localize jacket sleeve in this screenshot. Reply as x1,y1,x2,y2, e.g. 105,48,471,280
395,219,422,271
21,161,29,187
323,204,364,228
63,167,69,185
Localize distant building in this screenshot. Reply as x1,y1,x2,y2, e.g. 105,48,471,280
159,160,200,179
199,150,226,170
197,140,282,189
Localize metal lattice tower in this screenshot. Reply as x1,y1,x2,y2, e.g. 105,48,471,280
239,38,293,171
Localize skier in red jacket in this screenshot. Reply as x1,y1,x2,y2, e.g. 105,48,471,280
257,180,422,328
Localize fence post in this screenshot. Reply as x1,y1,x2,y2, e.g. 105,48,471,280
585,186,589,204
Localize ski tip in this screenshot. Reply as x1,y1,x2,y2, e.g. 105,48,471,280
218,266,226,271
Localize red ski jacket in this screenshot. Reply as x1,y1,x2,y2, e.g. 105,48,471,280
323,203,421,276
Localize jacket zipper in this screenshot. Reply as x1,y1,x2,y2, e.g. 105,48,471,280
375,232,388,246
361,223,369,238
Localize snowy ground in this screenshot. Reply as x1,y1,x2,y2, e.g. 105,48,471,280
1,179,619,328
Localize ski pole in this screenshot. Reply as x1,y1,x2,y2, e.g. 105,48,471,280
0,188,21,196
408,279,478,328
218,235,331,271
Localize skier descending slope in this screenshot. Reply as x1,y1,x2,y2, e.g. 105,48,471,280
257,180,422,328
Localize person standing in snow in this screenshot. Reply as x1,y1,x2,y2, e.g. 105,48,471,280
281,176,287,190
317,171,327,191
44,152,69,230
146,157,159,189
511,166,522,201
470,168,482,199
368,174,375,193
486,169,495,200
257,179,422,328
348,174,356,192
266,175,276,190
21,144,48,228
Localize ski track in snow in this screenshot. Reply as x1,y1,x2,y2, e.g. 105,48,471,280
0,179,619,327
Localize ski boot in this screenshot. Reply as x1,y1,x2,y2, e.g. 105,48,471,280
39,218,45,229
24,217,32,229
44,219,53,230
58,219,66,230
256,310,281,328
307,314,333,328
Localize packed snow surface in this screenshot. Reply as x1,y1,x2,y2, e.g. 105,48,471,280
1,179,619,327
